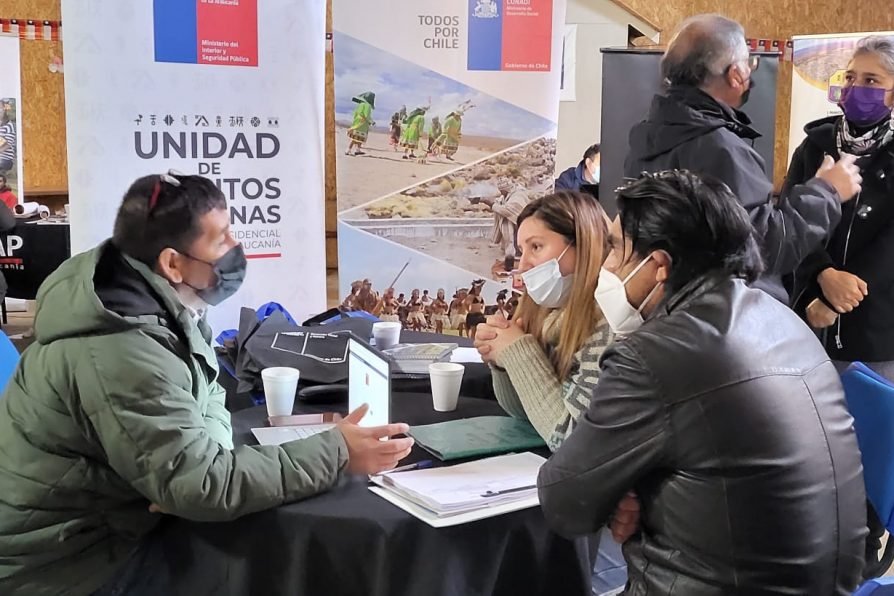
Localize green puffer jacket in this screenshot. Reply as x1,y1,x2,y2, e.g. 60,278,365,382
0,241,349,595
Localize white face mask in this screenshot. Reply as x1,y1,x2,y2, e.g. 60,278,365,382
521,244,574,308
590,165,600,184
594,254,661,335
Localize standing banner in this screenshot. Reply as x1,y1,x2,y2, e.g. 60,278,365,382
61,0,327,333
334,0,566,336
789,32,894,162
0,35,23,204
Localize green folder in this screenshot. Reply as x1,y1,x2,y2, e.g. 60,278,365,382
408,416,547,461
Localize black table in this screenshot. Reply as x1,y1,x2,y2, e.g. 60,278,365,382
153,393,591,596
0,219,70,300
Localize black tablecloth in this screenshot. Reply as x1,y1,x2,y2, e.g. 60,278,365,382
151,393,591,596
0,220,70,300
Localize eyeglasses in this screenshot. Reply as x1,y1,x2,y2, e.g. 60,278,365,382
147,169,183,212
746,55,761,72
723,55,760,77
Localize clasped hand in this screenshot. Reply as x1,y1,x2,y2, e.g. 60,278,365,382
474,314,526,365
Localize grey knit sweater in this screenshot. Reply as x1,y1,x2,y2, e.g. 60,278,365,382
491,310,611,451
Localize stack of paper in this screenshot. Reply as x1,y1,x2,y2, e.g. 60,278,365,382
369,452,545,527
383,343,457,375
450,347,484,364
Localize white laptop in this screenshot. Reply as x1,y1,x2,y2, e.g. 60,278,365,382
346,336,392,428
252,336,391,445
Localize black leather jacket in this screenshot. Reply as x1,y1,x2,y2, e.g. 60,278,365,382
538,273,867,595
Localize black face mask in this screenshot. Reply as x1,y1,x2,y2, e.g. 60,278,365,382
740,77,755,107
181,244,247,306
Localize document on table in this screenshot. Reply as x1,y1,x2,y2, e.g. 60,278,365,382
450,347,483,364
369,452,545,527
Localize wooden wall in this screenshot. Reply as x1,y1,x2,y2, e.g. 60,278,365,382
613,0,894,190
325,0,337,269
4,0,66,196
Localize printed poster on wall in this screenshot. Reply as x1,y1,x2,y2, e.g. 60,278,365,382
0,35,23,205
788,31,894,163
61,0,327,333
334,0,565,336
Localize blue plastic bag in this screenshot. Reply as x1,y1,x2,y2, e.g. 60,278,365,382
216,302,297,346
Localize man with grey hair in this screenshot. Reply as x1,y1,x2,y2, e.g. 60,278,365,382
625,14,863,303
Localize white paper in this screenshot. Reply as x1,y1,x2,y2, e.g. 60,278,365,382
251,424,335,446
371,452,545,514
450,347,484,364
369,486,539,528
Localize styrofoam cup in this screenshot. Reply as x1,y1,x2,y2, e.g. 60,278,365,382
262,367,300,417
372,321,402,350
429,362,464,412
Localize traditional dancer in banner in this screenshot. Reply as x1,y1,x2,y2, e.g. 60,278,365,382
464,280,487,341
494,290,511,320
389,105,406,151
449,288,470,337
341,280,362,310
426,116,442,155
374,287,401,323
346,91,376,156
431,289,450,334
406,289,427,331
432,110,463,160
400,103,429,160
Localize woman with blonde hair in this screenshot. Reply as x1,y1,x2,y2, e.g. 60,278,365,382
475,190,610,450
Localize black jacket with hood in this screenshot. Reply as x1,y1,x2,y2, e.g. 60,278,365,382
625,85,842,303
788,115,894,362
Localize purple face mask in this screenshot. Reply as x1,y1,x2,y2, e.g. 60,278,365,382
840,85,893,127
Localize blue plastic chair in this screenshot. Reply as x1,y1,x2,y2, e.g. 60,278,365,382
841,363,894,579
0,330,19,395
841,363,894,530
854,577,894,595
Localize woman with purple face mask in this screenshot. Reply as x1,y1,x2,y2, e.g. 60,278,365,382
786,36,894,578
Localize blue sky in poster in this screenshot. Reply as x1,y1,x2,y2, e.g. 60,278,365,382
334,32,555,141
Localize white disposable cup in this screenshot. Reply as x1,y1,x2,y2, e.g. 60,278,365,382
262,367,300,417
63,204,70,217
372,321,402,350
429,362,465,412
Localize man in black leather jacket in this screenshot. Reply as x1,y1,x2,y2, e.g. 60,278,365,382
624,14,862,304
538,170,867,595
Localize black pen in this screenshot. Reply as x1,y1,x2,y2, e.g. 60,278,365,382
480,484,536,498
372,459,434,476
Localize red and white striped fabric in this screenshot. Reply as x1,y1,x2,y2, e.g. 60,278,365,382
0,19,62,41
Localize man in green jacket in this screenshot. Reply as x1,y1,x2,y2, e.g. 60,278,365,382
0,173,414,595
